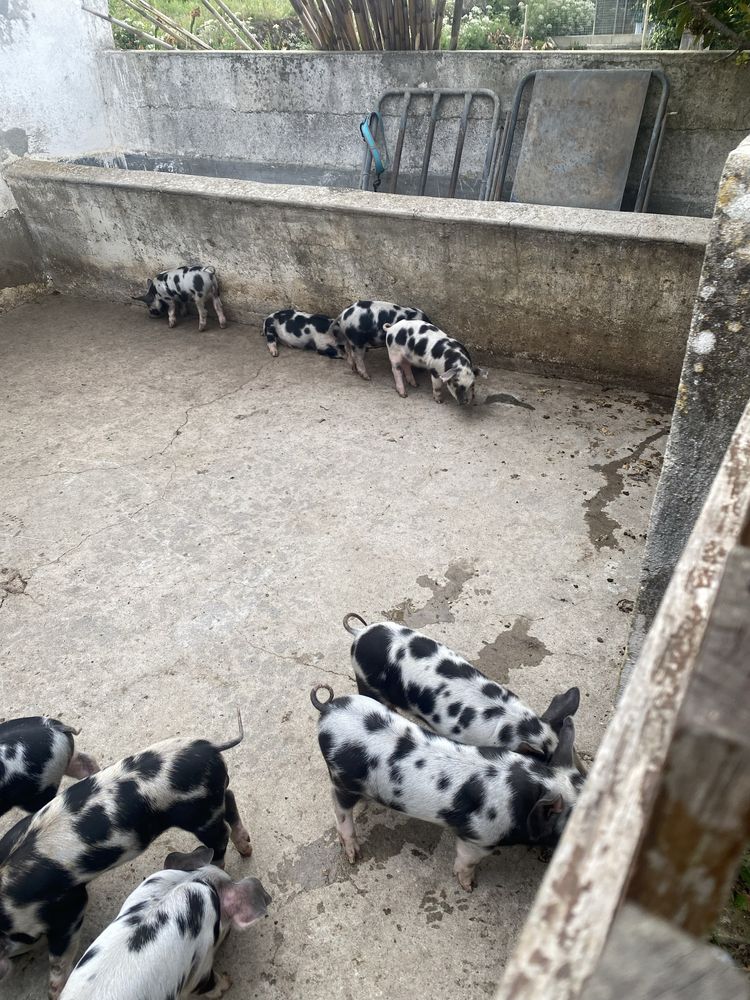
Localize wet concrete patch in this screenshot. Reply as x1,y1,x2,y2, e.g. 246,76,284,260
584,428,668,551
384,561,476,628
471,617,551,684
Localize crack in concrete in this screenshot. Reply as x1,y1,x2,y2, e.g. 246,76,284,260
584,428,668,552
242,639,351,682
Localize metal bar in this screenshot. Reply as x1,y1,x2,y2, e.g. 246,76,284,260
492,72,535,201
201,0,252,49
81,5,175,48
486,110,510,202
478,96,501,200
641,108,668,212
634,70,670,212
448,93,472,198
211,0,264,48
418,92,442,196
389,92,412,194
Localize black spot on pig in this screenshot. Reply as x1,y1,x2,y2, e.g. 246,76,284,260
388,733,416,764
438,774,486,840
458,707,476,729
129,909,169,952
75,804,112,844
192,274,204,293
436,659,479,681
410,636,438,659
125,751,163,781
395,329,408,346
64,779,96,814
364,712,388,733
78,844,125,873
177,889,205,938
332,742,372,788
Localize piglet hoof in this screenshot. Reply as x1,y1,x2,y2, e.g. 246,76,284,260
219,320,227,330
198,323,207,333
340,837,361,864
433,396,444,405
168,318,177,329
204,972,232,998
232,829,253,858
396,389,408,399
456,870,475,892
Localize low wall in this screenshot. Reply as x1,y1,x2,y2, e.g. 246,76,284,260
4,157,709,394
102,50,750,218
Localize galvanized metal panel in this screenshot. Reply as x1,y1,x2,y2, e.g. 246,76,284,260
511,69,652,211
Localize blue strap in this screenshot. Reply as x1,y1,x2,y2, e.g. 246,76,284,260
360,112,389,189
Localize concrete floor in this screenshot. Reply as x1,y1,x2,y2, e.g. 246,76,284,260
0,296,669,1000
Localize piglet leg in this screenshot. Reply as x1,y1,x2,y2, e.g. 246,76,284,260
430,374,444,404
453,838,491,892
212,294,228,330
225,788,253,858
352,346,370,381
65,751,100,779
387,347,407,397
401,359,418,388
47,886,88,999
167,298,179,329
196,298,208,333
332,787,361,863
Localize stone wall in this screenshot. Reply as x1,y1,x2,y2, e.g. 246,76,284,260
4,158,709,394
102,50,750,218
622,133,750,691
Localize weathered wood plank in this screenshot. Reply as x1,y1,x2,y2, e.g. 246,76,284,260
627,544,750,934
495,398,750,1000
581,903,749,1000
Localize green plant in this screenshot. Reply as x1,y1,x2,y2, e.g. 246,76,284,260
523,0,595,37
647,0,750,51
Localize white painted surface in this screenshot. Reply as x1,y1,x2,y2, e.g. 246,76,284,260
0,0,113,212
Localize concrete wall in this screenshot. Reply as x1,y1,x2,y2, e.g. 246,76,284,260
0,0,112,303
102,50,750,218
4,157,709,394
622,132,750,691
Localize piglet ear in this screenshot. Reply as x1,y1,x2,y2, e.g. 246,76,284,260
439,366,459,383
131,294,150,303
220,877,272,931
516,741,546,760
474,366,489,379
527,792,564,842
549,717,576,769
541,686,580,733
164,846,215,871
383,323,392,331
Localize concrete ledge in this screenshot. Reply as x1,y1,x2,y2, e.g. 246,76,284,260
4,157,709,394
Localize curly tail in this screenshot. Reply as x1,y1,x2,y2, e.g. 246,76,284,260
343,613,368,636
213,708,244,752
310,685,335,711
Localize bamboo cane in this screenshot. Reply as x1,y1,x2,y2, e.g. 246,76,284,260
201,0,252,48
81,5,175,47
130,0,212,47
449,0,462,48
118,0,207,48
211,0,264,49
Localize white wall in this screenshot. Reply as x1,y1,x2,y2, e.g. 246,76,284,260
0,0,113,213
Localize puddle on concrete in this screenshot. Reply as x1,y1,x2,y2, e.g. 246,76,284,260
384,561,477,628
471,617,551,684
484,393,535,411
584,428,667,551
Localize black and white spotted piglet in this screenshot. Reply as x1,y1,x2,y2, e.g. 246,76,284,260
332,300,430,380
384,320,486,404
0,714,252,999
0,716,99,818
311,687,584,890
61,846,271,1000
344,615,579,760
263,309,341,359
132,265,227,332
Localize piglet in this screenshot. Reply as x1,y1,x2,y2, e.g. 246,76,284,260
344,614,578,760
60,846,271,1000
263,309,341,359
311,686,584,890
0,712,252,999
332,300,430,380
384,319,486,404
0,716,99,818
132,265,227,332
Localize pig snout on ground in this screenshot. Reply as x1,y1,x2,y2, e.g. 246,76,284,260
60,847,271,1000
0,712,252,999
384,321,487,405
345,617,579,761
132,265,226,332
0,716,100,818
311,689,585,891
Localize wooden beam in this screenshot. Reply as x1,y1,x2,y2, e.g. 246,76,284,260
627,542,750,935
581,903,749,1000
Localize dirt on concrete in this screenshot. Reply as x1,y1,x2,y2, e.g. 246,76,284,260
0,296,669,1000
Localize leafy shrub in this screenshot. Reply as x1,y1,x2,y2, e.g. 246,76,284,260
523,0,595,38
